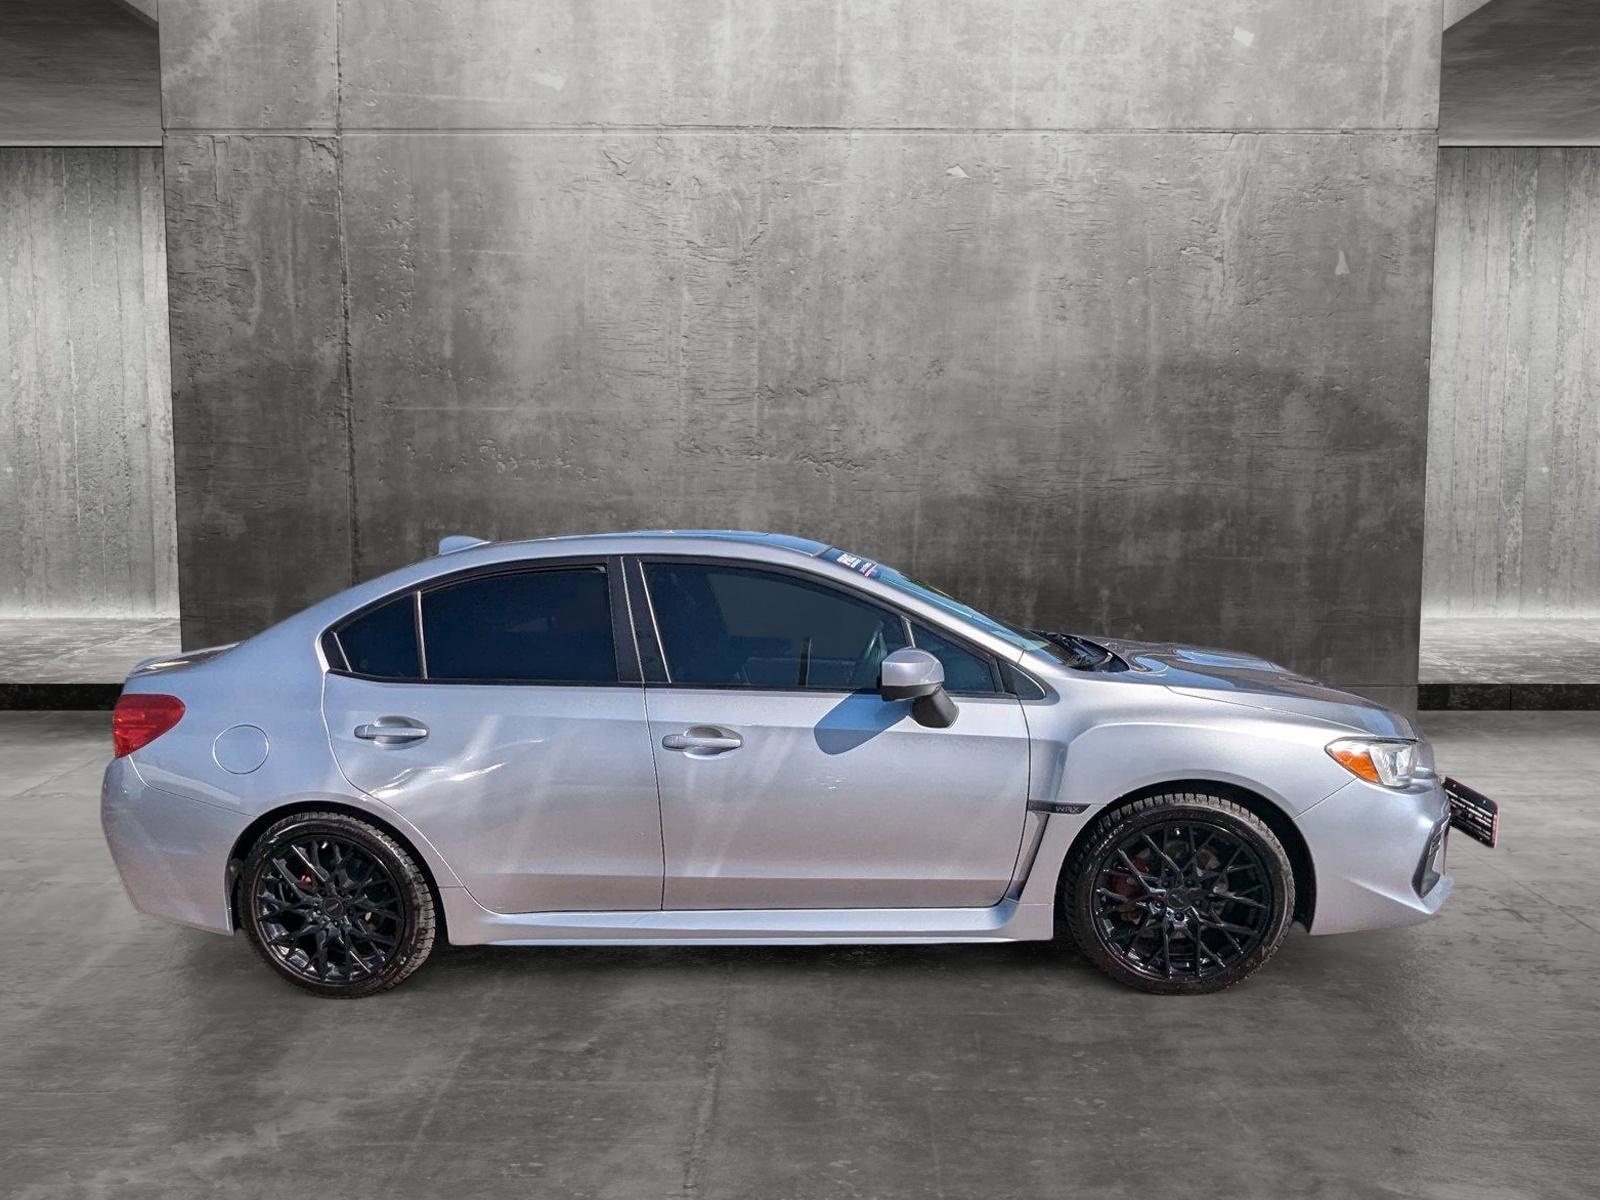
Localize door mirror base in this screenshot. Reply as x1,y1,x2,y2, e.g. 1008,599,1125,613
911,690,958,729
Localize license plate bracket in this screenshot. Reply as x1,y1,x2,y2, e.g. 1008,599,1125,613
1443,777,1500,849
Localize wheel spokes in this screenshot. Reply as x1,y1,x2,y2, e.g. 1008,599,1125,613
1093,818,1273,982
255,835,404,985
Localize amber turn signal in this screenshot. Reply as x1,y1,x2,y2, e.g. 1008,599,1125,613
1326,737,1422,789
1326,743,1382,784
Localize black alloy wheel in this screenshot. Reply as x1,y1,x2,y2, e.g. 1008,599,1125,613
240,811,436,998
1063,792,1295,994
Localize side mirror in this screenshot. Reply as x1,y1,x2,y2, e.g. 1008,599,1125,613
879,648,958,728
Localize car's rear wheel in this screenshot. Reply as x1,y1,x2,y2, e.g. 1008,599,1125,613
239,811,436,998
1061,791,1295,995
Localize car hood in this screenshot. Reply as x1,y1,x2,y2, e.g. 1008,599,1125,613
1086,635,1416,739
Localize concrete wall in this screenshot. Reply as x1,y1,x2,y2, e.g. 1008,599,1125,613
1445,0,1496,28
1,0,162,147
0,147,177,617
161,1,1440,702
1425,147,1600,617
111,0,159,26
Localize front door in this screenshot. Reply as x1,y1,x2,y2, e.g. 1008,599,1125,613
322,561,662,914
634,558,1031,910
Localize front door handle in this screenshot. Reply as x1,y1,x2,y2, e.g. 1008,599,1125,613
662,728,743,754
354,718,429,746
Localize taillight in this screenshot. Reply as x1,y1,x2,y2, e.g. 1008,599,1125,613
113,693,186,757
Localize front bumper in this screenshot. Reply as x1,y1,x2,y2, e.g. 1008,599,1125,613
101,757,242,934
1296,775,1454,936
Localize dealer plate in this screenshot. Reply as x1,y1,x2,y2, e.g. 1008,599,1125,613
1443,777,1500,849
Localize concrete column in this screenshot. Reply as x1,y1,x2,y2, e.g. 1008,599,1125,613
1425,147,1600,617
0,147,176,617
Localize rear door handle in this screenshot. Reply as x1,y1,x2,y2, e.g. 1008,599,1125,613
354,718,429,746
662,728,743,754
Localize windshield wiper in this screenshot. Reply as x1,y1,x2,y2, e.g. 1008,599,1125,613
1028,629,1117,670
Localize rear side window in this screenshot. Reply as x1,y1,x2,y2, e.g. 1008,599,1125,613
336,594,420,679
910,622,1000,694
644,561,907,690
421,567,615,683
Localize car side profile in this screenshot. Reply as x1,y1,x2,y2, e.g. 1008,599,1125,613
101,531,1498,998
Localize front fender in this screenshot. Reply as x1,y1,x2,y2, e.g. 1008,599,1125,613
1010,693,1356,906
1038,713,1355,819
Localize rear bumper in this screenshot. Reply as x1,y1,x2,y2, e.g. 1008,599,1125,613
100,758,241,935
1298,776,1454,936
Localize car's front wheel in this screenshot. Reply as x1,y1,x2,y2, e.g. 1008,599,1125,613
239,811,436,998
1062,791,1295,994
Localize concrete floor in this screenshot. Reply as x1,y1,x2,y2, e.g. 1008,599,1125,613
2,711,1596,1199
0,618,180,684
1419,617,1600,683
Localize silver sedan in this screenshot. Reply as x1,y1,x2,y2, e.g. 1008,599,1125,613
101,530,1498,997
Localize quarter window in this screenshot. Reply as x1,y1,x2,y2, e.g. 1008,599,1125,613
335,594,420,680
644,562,907,690
910,622,1000,694
421,567,616,683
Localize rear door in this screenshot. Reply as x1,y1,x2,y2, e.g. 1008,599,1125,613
322,558,662,914
630,557,1031,911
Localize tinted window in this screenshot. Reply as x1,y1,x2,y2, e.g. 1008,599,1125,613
911,622,999,694
421,568,615,683
822,547,1072,665
645,562,907,689
337,594,421,679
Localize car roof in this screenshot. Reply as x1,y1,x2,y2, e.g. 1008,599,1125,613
486,529,830,557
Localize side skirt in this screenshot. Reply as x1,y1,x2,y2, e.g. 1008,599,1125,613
440,813,1079,947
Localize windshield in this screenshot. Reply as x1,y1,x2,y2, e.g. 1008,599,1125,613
821,548,1075,665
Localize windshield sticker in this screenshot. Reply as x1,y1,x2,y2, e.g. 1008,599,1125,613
838,555,878,577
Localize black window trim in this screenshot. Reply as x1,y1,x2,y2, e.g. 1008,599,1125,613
322,554,642,688
626,554,1019,698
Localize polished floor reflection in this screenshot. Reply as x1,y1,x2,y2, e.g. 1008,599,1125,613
2,711,1595,1199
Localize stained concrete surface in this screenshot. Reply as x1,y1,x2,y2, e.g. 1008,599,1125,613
1,147,177,618
2,709,1595,1199
0,0,160,146
160,0,1442,706
1445,0,1496,27
1443,0,1600,145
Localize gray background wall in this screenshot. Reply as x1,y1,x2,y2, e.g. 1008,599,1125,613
161,0,1441,704
0,146,176,617
1445,0,1496,27
1425,146,1600,617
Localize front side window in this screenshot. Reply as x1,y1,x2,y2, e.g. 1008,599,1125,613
422,567,616,683
644,562,907,690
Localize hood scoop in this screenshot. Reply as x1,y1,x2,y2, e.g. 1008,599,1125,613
1169,647,1284,672
1092,636,1415,738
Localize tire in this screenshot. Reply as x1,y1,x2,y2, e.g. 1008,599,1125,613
239,811,436,998
1061,791,1295,995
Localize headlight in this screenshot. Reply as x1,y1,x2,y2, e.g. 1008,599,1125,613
1326,737,1426,788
